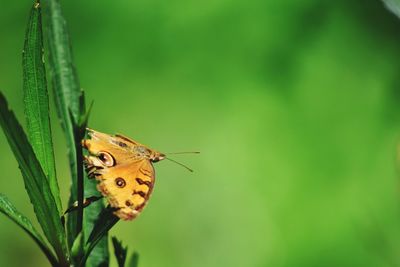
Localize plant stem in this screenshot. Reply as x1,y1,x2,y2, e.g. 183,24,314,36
75,128,84,236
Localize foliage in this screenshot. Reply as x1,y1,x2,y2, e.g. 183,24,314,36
0,1,137,266
383,0,400,18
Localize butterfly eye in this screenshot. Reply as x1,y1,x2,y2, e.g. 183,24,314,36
98,151,115,167
115,177,126,188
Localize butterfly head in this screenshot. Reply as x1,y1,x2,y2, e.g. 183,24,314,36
150,151,166,163
134,145,165,162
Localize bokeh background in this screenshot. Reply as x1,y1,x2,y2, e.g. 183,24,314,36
2,0,400,266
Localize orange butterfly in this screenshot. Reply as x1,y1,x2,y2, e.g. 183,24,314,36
82,128,195,220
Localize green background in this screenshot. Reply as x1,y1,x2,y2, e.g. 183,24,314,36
2,0,400,266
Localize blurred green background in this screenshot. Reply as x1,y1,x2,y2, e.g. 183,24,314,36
2,0,400,266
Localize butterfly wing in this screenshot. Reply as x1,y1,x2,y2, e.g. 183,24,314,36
83,128,140,159
83,128,155,220
95,159,155,220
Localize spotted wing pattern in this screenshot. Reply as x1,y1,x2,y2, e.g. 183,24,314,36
82,129,155,220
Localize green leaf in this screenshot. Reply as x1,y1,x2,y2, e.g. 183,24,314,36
23,0,62,214
112,237,128,267
80,100,109,267
0,93,68,266
85,234,109,267
0,193,58,266
383,0,400,18
42,0,83,125
71,231,84,260
128,252,139,267
84,179,110,267
41,0,85,248
79,207,119,267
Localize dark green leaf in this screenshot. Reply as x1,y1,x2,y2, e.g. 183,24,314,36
84,179,109,267
79,207,119,267
42,0,83,125
85,234,109,267
128,252,139,267
80,102,108,267
41,0,85,249
71,231,84,260
0,93,68,266
383,0,400,18
112,237,128,267
23,0,62,213
0,194,58,266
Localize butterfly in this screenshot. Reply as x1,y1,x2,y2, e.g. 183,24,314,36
82,128,195,220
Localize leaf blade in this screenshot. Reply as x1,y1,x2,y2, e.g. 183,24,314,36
382,0,400,18
42,0,85,249
128,252,139,267
112,237,128,267
0,93,68,265
84,178,110,267
79,207,119,267
23,0,62,213
0,193,58,266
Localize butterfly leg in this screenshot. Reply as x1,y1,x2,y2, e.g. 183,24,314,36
61,196,103,225
83,155,105,179
63,196,103,214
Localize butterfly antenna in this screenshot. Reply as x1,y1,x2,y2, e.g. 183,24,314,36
165,151,200,155
165,157,194,172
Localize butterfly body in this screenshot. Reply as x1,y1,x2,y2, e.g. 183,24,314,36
82,128,164,220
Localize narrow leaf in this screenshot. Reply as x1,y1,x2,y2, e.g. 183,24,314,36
128,252,139,267
41,0,85,248
382,0,400,18
42,0,82,125
112,237,128,267
78,100,111,267
23,0,62,213
0,194,58,266
84,179,109,267
79,207,119,267
0,93,68,265
85,235,109,267
71,231,84,260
